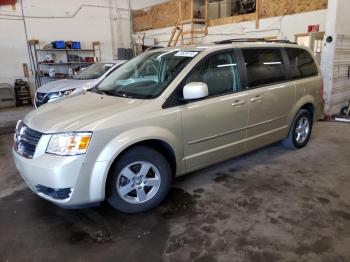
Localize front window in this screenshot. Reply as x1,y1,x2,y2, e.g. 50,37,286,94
185,51,240,97
96,50,197,99
73,63,115,80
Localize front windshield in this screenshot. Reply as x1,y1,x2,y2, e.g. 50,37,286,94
73,63,114,80
96,50,198,99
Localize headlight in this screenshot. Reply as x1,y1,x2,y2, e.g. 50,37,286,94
14,120,24,142
47,89,75,103
60,89,75,96
46,132,92,156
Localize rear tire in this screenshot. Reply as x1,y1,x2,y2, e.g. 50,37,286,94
282,109,313,149
106,146,172,213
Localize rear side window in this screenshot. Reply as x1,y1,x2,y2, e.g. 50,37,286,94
242,48,286,88
286,48,318,79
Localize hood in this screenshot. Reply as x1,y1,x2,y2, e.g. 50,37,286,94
37,79,98,93
24,92,148,133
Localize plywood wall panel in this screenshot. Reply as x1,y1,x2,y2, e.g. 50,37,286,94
133,0,191,32
208,13,255,27
261,0,328,18
133,0,328,32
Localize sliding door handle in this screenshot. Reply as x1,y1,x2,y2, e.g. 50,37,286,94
232,100,245,107
250,96,263,103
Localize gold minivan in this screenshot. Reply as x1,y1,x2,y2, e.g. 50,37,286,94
13,40,324,213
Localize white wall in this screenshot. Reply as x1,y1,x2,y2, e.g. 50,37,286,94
135,10,327,46
0,13,29,84
334,0,350,35
0,0,132,86
321,0,350,114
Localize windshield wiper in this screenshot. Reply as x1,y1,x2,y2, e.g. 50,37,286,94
89,86,105,95
111,91,134,99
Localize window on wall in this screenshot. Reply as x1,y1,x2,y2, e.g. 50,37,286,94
185,51,240,97
286,48,318,79
242,48,286,88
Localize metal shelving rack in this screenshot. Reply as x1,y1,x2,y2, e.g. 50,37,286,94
28,40,101,88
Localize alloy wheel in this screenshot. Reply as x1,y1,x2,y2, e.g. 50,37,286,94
295,116,310,144
116,161,161,204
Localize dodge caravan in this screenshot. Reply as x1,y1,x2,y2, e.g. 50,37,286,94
13,40,324,213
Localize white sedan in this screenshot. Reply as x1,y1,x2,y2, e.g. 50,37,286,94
35,61,125,107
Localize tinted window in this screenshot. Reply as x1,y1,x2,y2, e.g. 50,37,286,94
185,52,240,97
243,48,285,88
286,48,318,79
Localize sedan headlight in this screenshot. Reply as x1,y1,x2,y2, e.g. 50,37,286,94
47,89,75,103
46,132,92,156
60,89,75,96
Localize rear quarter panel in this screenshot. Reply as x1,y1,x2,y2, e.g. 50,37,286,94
286,46,324,127
286,75,324,129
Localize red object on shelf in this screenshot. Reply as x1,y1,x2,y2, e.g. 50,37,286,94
0,0,16,5
308,25,319,33
85,57,94,63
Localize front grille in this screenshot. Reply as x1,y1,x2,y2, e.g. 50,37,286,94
36,185,72,200
15,124,42,159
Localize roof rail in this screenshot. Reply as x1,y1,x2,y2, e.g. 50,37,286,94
213,38,297,45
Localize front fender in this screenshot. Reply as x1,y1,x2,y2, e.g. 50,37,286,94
89,126,183,202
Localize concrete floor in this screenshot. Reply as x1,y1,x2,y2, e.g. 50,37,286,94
0,106,34,134
0,122,349,262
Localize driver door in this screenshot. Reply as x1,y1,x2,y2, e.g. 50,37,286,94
180,51,248,171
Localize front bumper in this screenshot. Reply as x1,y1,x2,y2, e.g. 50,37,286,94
12,148,109,207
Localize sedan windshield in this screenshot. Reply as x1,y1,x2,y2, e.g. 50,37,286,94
96,50,198,99
73,63,115,80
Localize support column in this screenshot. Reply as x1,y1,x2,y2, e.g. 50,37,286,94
321,0,350,115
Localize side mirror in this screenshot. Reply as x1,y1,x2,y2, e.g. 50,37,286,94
183,82,209,101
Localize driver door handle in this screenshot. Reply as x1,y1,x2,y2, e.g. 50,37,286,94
250,96,263,103
232,100,245,107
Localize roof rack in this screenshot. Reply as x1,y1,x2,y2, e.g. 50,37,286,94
213,38,297,45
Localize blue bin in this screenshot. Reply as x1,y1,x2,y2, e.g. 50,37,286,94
72,41,81,49
52,41,65,49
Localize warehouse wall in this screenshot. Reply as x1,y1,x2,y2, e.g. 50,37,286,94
135,9,327,46
0,11,29,85
0,0,131,86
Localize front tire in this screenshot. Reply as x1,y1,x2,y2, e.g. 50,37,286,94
106,146,172,213
282,109,313,149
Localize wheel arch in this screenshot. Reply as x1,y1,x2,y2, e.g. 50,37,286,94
104,139,177,199
108,139,177,177
89,126,183,202
300,103,315,120
287,96,316,130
